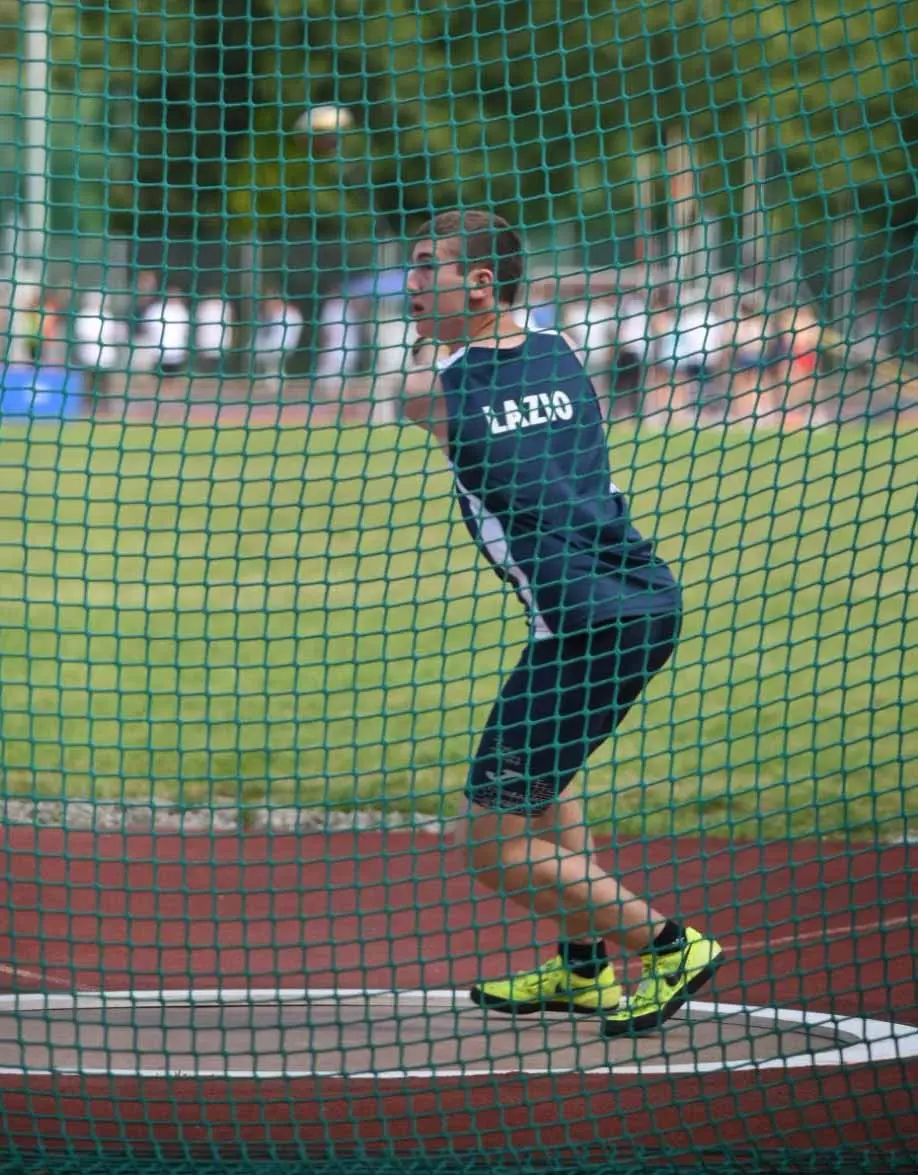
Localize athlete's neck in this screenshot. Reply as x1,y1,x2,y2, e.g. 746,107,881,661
447,310,526,353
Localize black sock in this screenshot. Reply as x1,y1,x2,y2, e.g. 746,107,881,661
652,919,686,954
559,938,608,978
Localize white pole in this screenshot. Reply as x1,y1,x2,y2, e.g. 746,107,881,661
666,133,696,285
635,152,654,273
833,206,857,329
22,0,50,279
743,117,767,276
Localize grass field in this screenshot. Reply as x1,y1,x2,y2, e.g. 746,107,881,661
0,419,914,839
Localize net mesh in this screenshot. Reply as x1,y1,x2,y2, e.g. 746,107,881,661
0,1,916,1172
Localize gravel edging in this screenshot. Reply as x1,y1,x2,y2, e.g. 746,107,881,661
0,798,448,838
2,798,909,844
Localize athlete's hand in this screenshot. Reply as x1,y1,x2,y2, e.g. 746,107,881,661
409,336,445,372
399,339,450,447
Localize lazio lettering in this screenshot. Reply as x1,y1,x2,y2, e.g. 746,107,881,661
482,391,574,434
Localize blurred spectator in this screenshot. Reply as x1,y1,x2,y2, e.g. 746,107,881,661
608,292,651,421
723,296,771,427
132,284,191,391
254,294,304,390
726,302,821,430
128,271,161,339
315,269,408,386
643,291,729,429
773,305,822,428
10,287,68,367
73,291,129,414
367,283,414,421
194,295,235,373
516,285,649,420
315,293,361,385
0,283,11,362
563,297,618,415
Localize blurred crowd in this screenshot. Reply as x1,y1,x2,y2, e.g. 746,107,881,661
0,265,827,430
518,273,825,431
0,272,305,406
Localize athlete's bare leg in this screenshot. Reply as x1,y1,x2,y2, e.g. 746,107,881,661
459,799,665,954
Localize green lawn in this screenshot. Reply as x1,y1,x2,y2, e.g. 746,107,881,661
0,420,914,839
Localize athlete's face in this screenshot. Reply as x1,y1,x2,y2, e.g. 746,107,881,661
407,237,496,344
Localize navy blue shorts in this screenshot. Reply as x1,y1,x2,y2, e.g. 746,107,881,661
465,612,681,814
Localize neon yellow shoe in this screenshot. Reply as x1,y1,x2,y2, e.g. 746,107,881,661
470,955,623,1016
601,926,724,1037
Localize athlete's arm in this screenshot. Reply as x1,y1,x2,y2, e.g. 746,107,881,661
399,338,450,450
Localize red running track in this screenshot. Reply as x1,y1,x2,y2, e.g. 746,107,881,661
0,826,915,1164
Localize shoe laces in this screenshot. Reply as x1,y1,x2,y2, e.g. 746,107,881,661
630,948,680,1009
524,955,565,995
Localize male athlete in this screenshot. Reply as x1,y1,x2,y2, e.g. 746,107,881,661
399,209,724,1037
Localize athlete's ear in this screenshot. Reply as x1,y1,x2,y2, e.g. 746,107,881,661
468,264,496,306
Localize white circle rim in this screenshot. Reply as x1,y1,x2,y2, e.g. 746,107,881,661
0,988,915,1078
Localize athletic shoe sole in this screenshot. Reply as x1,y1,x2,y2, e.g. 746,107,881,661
470,987,622,1017
601,948,726,1038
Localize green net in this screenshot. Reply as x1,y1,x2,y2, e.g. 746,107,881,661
0,1,916,1172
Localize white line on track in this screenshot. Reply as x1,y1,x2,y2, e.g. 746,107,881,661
742,914,911,952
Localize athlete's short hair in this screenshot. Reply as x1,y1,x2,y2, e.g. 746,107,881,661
416,209,524,306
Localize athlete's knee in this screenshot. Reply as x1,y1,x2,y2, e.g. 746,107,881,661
461,801,531,876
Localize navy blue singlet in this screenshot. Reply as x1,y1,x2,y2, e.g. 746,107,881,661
437,330,681,637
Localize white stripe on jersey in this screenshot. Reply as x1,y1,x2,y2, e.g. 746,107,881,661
435,344,469,372
453,472,554,641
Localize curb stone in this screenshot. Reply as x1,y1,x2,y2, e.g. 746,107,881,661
1,798,445,838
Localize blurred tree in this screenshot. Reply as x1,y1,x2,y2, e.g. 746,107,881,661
38,0,918,258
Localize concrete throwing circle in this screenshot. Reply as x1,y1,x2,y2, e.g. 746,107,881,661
0,989,915,1078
